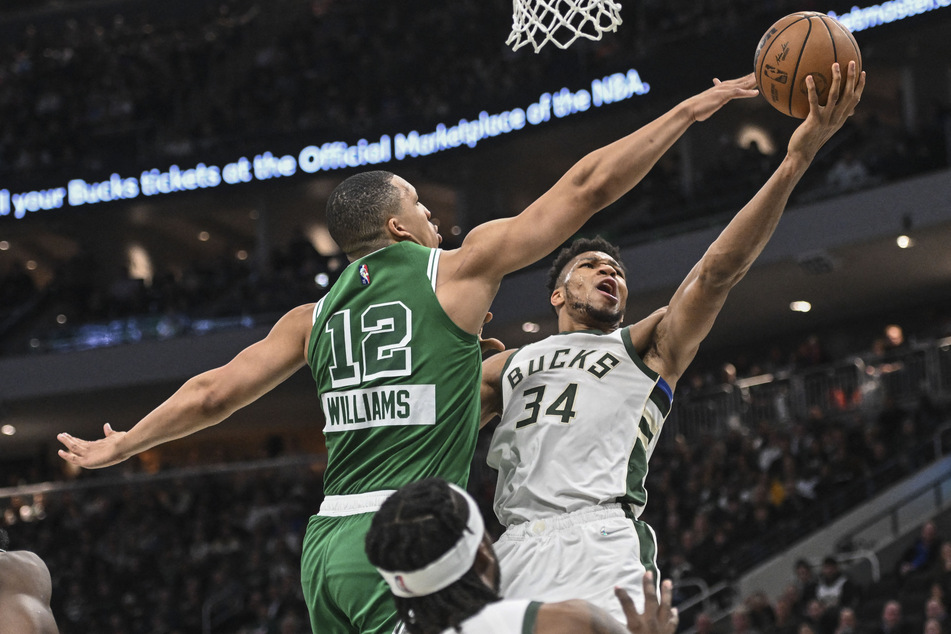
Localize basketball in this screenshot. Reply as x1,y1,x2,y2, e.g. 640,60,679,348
754,12,862,119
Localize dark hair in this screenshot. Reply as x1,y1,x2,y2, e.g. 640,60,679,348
545,236,624,296
326,170,401,254
365,478,500,634
0,527,9,550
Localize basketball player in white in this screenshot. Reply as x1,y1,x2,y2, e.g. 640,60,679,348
480,62,865,622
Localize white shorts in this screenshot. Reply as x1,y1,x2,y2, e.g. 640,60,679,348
494,504,658,622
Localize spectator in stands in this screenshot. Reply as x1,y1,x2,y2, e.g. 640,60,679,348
925,598,948,630
746,591,777,632
834,607,857,634
810,556,860,627
696,612,715,634
932,542,951,604
871,600,908,634
732,605,763,634
925,617,943,634
802,599,828,634
899,521,943,579
769,597,800,634
794,559,820,614
826,151,872,193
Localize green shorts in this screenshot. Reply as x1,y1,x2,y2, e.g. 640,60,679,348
301,512,401,634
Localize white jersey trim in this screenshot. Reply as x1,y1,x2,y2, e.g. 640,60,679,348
427,248,440,292
318,490,396,516
312,296,326,325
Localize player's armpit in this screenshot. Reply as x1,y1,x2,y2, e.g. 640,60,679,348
626,306,668,357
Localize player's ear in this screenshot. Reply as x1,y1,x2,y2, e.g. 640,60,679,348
550,288,565,310
385,215,411,241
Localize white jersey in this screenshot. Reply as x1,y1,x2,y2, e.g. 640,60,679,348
488,328,672,527
439,599,541,634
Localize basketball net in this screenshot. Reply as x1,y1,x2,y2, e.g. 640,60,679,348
507,0,622,53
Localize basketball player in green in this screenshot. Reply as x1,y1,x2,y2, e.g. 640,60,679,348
57,73,761,633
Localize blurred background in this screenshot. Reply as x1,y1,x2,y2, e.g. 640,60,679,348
1,0,951,632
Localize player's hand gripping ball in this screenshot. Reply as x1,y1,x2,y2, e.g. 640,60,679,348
754,12,862,118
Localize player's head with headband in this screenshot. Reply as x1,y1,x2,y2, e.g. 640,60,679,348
365,478,500,634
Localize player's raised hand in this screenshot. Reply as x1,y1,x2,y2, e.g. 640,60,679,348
57,423,127,469
479,311,505,354
789,61,867,160
616,572,679,634
687,73,759,122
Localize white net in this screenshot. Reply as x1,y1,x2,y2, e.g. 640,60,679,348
507,0,622,53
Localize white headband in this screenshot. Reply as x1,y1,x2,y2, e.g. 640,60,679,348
376,483,484,598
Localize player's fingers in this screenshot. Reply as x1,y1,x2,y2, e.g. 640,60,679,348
614,586,637,623
826,63,842,108
642,570,659,610
657,579,676,625
666,607,680,634
805,75,820,115
845,68,866,117
615,586,639,624
56,432,80,452
659,579,674,612
480,337,505,353
854,70,867,103
103,423,115,436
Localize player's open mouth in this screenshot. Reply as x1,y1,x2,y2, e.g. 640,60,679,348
596,279,618,301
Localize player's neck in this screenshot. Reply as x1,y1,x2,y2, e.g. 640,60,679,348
558,314,620,334
347,237,399,261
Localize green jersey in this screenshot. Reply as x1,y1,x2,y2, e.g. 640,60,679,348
307,241,482,496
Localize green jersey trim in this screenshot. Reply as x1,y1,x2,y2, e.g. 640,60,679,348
620,326,660,381
523,601,543,634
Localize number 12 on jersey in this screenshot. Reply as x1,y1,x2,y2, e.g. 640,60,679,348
325,302,413,389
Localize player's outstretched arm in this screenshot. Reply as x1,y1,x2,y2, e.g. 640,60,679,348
437,75,758,334
57,304,313,468
533,571,679,634
646,62,866,386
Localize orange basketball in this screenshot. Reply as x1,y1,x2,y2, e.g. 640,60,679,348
754,12,862,119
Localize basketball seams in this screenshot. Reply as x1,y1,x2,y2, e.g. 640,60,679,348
817,15,838,65
826,17,862,68
787,17,814,117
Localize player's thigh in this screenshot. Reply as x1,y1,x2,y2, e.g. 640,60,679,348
301,513,401,634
